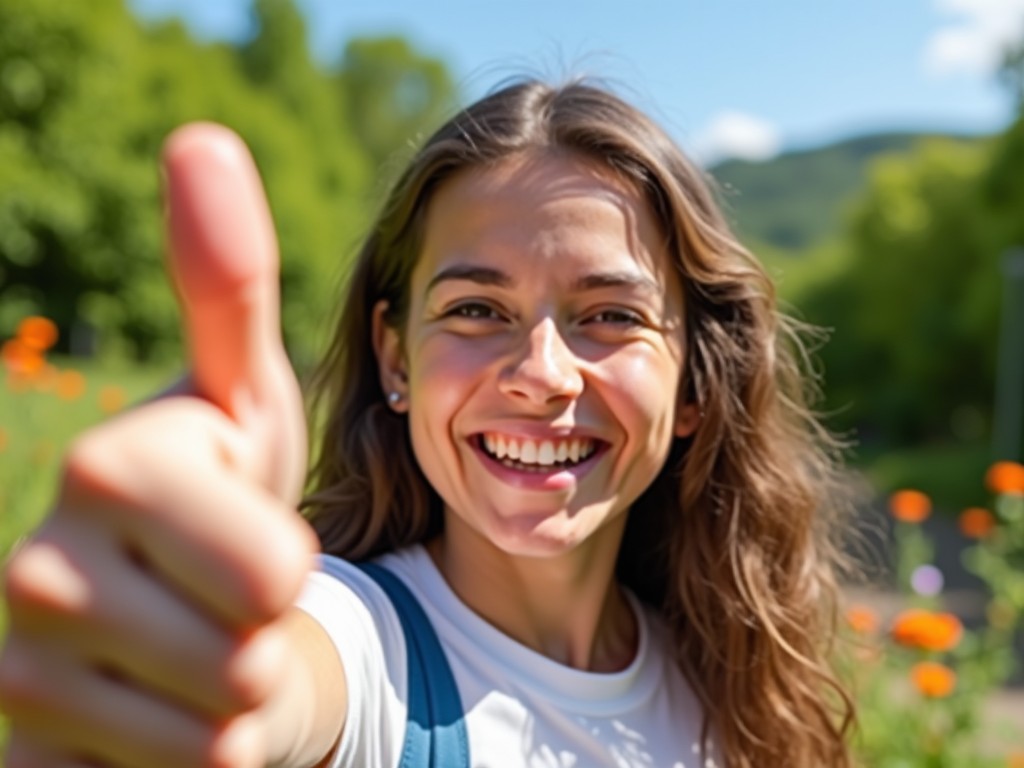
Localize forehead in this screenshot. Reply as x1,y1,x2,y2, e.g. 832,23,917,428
416,151,674,285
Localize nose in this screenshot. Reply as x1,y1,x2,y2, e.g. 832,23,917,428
498,319,584,405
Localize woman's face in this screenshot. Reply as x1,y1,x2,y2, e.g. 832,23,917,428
376,151,698,558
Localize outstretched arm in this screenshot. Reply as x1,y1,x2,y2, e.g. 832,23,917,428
1,124,347,768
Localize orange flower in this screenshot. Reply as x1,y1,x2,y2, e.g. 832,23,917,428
1,338,44,376
889,489,932,523
958,507,996,539
891,609,963,652
986,461,1024,495
845,605,880,635
55,369,86,401
1008,751,1024,768
98,385,126,414
910,661,956,698
16,315,58,351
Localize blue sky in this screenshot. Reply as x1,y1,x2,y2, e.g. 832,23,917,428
129,0,1024,163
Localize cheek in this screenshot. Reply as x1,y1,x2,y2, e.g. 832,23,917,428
598,346,684,431
414,335,490,387
404,338,499,510
407,337,496,438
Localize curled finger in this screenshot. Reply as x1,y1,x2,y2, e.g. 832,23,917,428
1,636,263,768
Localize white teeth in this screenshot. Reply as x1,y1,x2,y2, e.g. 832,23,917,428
537,441,556,465
481,434,597,467
519,440,538,463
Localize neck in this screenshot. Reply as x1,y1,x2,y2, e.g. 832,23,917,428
427,516,638,672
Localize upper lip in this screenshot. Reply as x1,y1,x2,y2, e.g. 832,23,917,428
470,426,606,442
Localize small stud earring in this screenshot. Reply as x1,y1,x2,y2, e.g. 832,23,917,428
388,391,402,406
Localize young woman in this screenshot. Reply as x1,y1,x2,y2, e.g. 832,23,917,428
0,79,854,767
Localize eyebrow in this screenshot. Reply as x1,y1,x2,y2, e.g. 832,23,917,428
572,271,662,297
425,263,661,298
425,265,511,295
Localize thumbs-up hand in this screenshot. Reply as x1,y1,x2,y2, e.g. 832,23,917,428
164,124,307,503
0,125,321,767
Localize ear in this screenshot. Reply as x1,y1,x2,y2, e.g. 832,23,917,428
674,402,701,438
372,300,409,413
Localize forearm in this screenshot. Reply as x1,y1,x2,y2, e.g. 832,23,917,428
264,608,347,768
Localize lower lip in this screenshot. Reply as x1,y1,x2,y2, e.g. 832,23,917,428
471,439,605,491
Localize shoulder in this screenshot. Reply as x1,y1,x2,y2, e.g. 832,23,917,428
298,545,439,652
298,554,406,669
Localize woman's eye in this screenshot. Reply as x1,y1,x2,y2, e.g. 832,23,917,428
448,303,501,320
587,309,644,326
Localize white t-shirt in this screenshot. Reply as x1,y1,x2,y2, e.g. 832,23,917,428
296,546,717,768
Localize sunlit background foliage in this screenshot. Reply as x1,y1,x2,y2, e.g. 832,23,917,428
0,0,455,368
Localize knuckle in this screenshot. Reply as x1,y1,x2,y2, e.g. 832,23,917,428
4,543,55,616
219,668,267,713
221,628,286,711
3,540,86,621
205,715,264,768
236,516,315,625
2,546,35,612
220,670,270,713
254,521,316,621
61,431,124,503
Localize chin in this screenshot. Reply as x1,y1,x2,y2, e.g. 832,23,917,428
481,506,612,560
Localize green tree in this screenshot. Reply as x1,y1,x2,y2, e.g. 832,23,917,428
0,0,457,367
0,0,173,357
337,36,456,177
233,0,373,367
800,140,999,446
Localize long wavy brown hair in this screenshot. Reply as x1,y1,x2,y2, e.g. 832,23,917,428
302,78,855,767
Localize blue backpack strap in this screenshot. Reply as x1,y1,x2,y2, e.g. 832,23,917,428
356,561,469,768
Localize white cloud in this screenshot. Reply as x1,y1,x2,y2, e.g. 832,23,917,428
688,111,781,166
924,0,1024,77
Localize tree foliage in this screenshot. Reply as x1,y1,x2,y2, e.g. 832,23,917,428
795,136,1012,451
713,42,1024,463
337,36,457,178
0,0,455,367
712,133,981,252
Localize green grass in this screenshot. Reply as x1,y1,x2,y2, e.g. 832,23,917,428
0,357,176,555
0,356,175,755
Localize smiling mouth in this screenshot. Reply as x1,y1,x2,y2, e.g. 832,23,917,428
476,433,602,472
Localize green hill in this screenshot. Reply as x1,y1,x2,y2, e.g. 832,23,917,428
708,132,984,252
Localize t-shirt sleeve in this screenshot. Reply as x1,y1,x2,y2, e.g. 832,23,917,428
294,555,408,768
